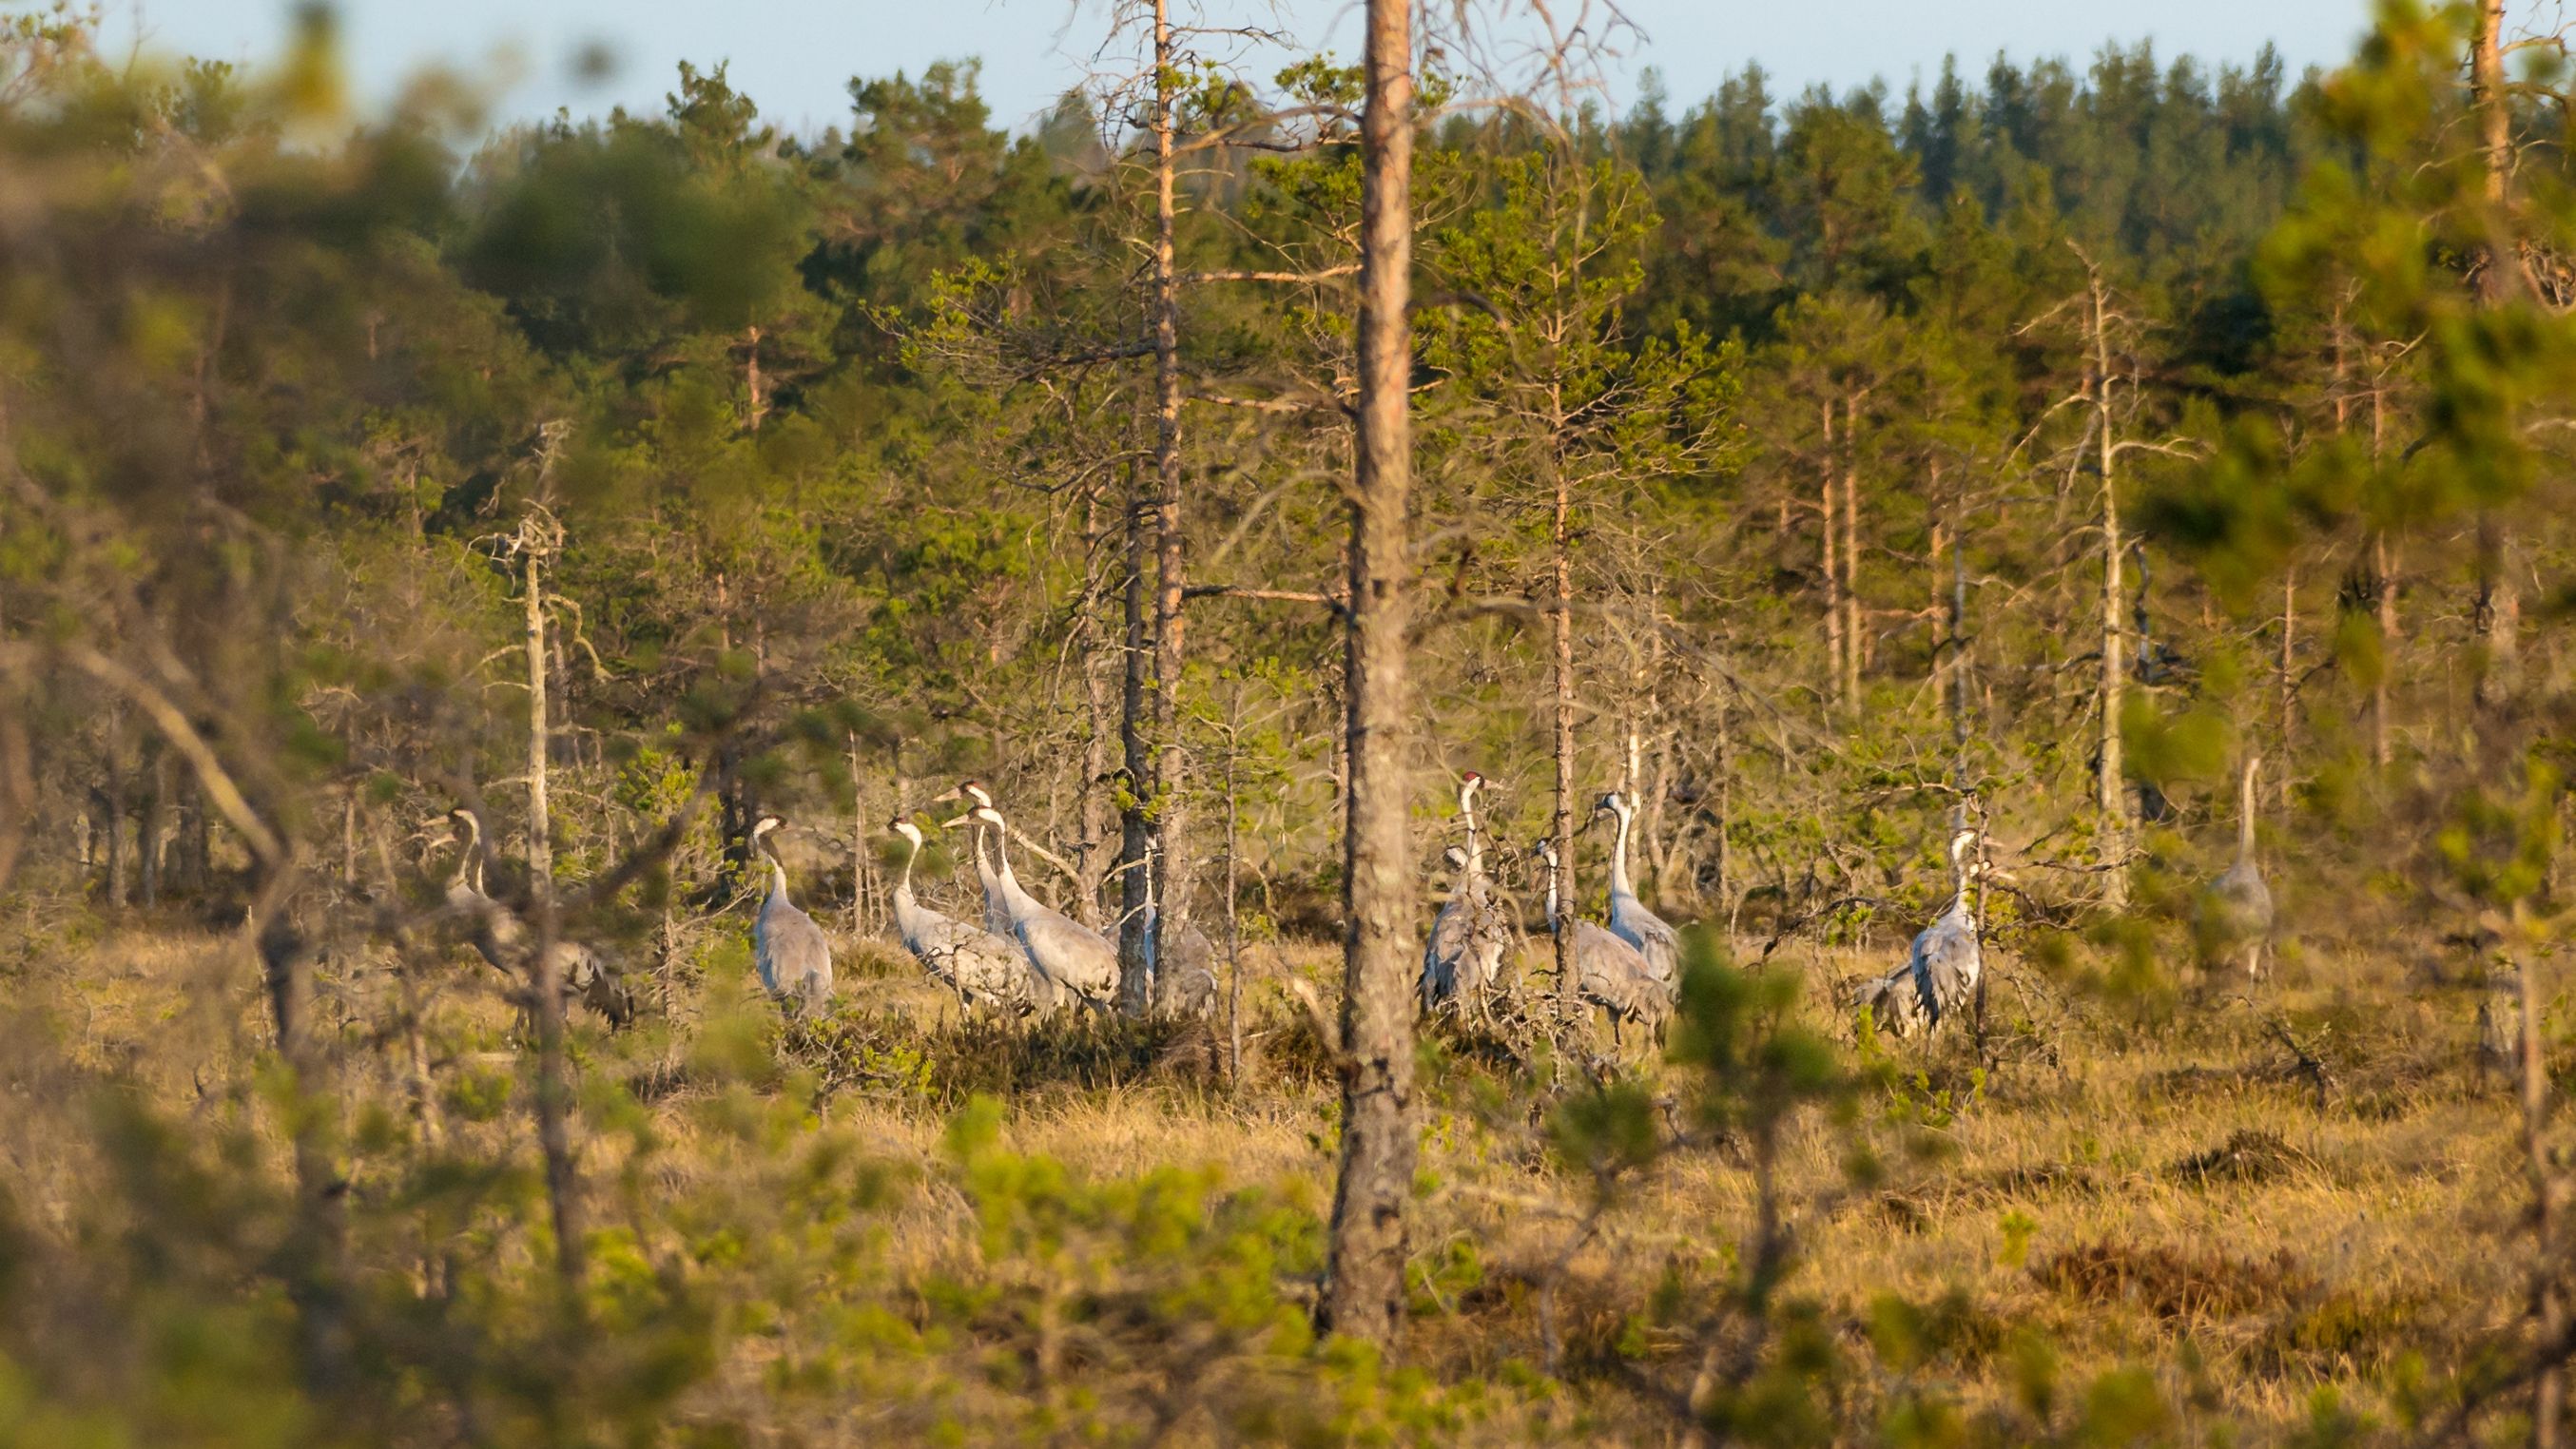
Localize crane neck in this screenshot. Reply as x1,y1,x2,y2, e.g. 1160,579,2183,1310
453,814,480,892
1541,854,1562,932
756,831,788,899
2237,763,2258,860
896,834,918,899
1607,804,1635,898
985,816,1026,900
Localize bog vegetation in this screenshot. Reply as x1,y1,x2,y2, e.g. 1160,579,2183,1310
6,0,2576,1442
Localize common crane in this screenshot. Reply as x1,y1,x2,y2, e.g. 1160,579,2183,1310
1423,772,1511,1020
751,814,834,1014
1854,829,1983,1038
949,780,1016,940
1139,847,1219,1017
2196,754,2275,979
889,818,1049,1014
1592,790,1680,995
1531,837,1667,1048
446,807,635,1028
946,802,1119,1009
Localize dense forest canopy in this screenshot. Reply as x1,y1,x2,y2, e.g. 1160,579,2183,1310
9,0,2576,1441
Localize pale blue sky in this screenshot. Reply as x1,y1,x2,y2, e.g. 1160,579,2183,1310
119,1,2391,138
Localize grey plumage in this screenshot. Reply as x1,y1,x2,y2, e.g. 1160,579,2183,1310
2195,755,2275,978
889,819,1049,1013
1134,844,1218,1016
955,802,1119,1009
1144,904,1219,1016
1855,830,1983,1039
1533,838,1667,1048
446,808,635,1027
1423,773,1513,1020
1595,791,1680,995
751,815,835,1014
951,781,1017,940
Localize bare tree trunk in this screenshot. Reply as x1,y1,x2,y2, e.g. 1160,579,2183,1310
399,950,443,1149
850,736,870,938
1081,639,1116,928
255,872,351,1392
2478,514,2523,710
2088,267,2132,910
1120,450,1154,1005
181,776,208,894
2471,1,2524,717
1550,430,1578,1017
2522,942,2565,1449
520,512,584,1301
2374,531,2398,767
1947,465,1969,788
102,708,126,910
2277,563,2296,808
1639,580,1668,844
2474,0,2517,306
1715,693,1734,934
1223,707,1243,1085
1841,393,1864,708
1819,404,1844,714
1322,0,1419,1350
139,741,165,908
744,323,766,433
1149,0,1191,986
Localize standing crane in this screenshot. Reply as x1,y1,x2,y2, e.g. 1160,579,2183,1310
945,800,1119,1009
2196,754,2275,979
1531,837,1667,1049
888,818,1050,1014
750,814,834,1014
1139,847,1219,1016
445,807,634,1027
1592,790,1679,995
1854,829,1984,1037
950,780,1016,940
446,806,502,937
1423,772,1511,1020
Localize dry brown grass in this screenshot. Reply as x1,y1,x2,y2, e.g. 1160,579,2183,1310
7,918,2550,1441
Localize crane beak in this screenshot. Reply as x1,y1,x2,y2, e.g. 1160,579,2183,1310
937,811,973,829
929,784,962,803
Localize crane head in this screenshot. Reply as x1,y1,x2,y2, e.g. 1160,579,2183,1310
941,803,1004,831
888,818,924,846
1442,844,1470,872
1528,837,1558,866
927,779,993,808
1590,791,1627,824
751,815,784,841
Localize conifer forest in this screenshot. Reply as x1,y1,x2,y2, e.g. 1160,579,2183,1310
20,0,2576,1441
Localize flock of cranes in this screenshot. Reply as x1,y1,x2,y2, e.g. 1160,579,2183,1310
1416,775,1699,1045
438,746,2278,1049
